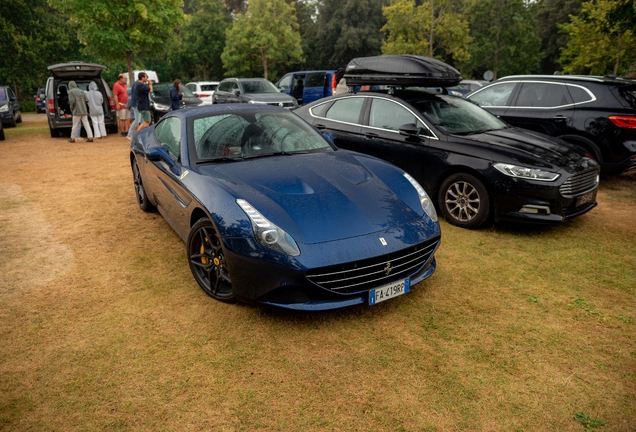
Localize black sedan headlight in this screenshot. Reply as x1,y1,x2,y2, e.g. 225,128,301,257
493,163,560,181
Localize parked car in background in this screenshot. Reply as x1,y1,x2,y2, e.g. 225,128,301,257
150,82,203,123
276,70,341,105
130,104,440,310
0,86,22,127
45,62,117,137
467,75,636,173
0,121,5,140
296,88,600,229
185,81,219,105
213,78,297,108
34,87,46,113
446,79,489,96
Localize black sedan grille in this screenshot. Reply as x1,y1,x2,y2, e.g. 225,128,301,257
560,169,599,197
306,237,440,293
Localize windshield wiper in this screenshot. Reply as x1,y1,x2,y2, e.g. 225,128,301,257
462,128,505,136
242,151,309,159
196,156,244,164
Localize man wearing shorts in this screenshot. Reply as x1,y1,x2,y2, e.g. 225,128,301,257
113,74,129,136
135,72,153,131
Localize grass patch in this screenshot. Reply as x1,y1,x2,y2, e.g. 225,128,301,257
2,117,49,137
0,135,634,430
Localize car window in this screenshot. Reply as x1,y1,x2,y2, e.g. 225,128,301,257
155,117,181,159
469,82,516,107
369,98,417,131
7,88,15,99
200,84,218,91
618,86,636,109
0,88,5,100
278,75,292,90
309,101,332,118
515,83,571,107
325,97,364,124
230,82,239,92
306,72,326,88
192,111,332,160
412,95,508,135
239,80,278,94
567,85,594,104
218,82,231,92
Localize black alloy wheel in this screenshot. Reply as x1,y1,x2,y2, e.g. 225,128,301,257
187,218,236,303
49,127,60,138
7,112,16,128
16,112,22,123
132,160,154,212
438,173,490,229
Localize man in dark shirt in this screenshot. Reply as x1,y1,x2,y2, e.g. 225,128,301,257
135,72,153,131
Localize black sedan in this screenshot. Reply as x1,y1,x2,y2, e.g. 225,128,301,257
150,83,202,123
295,89,600,229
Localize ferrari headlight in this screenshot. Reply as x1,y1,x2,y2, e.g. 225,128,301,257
153,102,169,111
493,163,560,181
403,173,438,222
237,199,300,256
0,104,8,112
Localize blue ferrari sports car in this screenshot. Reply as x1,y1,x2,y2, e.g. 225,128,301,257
130,105,441,310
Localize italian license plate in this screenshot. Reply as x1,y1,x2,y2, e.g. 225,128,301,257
369,278,410,305
576,190,596,207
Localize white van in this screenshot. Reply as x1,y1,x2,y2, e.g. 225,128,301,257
126,70,159,83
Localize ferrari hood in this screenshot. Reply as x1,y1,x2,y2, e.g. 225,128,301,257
199,151,424,244
464,127,586,171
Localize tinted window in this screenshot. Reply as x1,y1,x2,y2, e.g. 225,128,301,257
0,88,5,100
278,75,292,90
218,82,231,92
618,87,636,109
192,111,332,160
369,98,416,131
567,85,594,104
155,117,181,158
469,82,516,107
309,101,332,118
239,80,278,93
186,84,196,92
516,83,570,107
325,98,364,124
306,72,326,88
200,84,218,91
413,96,507,135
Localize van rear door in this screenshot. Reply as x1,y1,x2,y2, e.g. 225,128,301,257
47,62,106,79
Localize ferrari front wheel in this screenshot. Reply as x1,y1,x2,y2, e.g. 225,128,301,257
132,160,154,212
187,218,236,303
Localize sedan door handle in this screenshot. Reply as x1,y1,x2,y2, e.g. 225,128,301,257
365,132,379,139
314,123,326,130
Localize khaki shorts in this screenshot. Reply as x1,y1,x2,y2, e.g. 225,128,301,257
117,109,130,119
140,110,151,123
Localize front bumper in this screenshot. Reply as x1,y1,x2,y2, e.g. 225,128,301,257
221,216,441,310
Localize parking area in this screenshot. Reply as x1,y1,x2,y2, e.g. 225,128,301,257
0,117,635,430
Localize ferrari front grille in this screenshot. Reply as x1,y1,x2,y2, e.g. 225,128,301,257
306,237,440,293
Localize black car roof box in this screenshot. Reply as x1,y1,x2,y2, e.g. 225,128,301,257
344,55,461,87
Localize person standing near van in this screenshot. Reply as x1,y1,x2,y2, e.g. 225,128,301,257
68,81,94,143
170,79,184,110
135,72,153,131
113,74,129,136
86,82,106,139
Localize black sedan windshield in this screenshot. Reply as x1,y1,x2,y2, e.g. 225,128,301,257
412,96,507,135
192,110,333,162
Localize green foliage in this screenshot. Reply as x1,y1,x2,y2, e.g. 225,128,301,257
381,0,471,73
222,0,303,80
534,0,584,73
19,99,36,113
51,0,184,78
0,0,84,95
573,412,607,431
466,0,542,79
559,0,636,75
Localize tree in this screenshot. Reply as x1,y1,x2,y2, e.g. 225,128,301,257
381,0,471,72
51,0,184,81
559,0,636,75
467,0,542,79
221,0,303,80
0,0,83,96
306,0,387,69
534,0,584,74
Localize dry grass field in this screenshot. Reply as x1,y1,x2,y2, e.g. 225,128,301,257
0,116,635,431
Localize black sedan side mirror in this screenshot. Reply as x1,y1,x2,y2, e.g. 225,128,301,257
399,123,419,137
146,147,175,168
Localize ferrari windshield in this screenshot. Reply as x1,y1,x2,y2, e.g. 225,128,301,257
192,110,333,162
239,80,279,94
412,95,508,135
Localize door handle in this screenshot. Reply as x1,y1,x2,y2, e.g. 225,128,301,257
552,115,568,121
314,123,326,130
365,132,379,139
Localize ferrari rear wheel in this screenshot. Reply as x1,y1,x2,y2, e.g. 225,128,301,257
132,160,154,212
187,218,236,303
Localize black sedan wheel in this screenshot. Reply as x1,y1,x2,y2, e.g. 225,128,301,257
132,160,154,212
438,173,490,229
187,218,236,303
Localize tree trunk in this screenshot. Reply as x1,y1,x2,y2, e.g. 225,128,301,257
429,0,435,57
126,52,134,84
262,52,268,80
614,35,621,75
203,62,208,81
